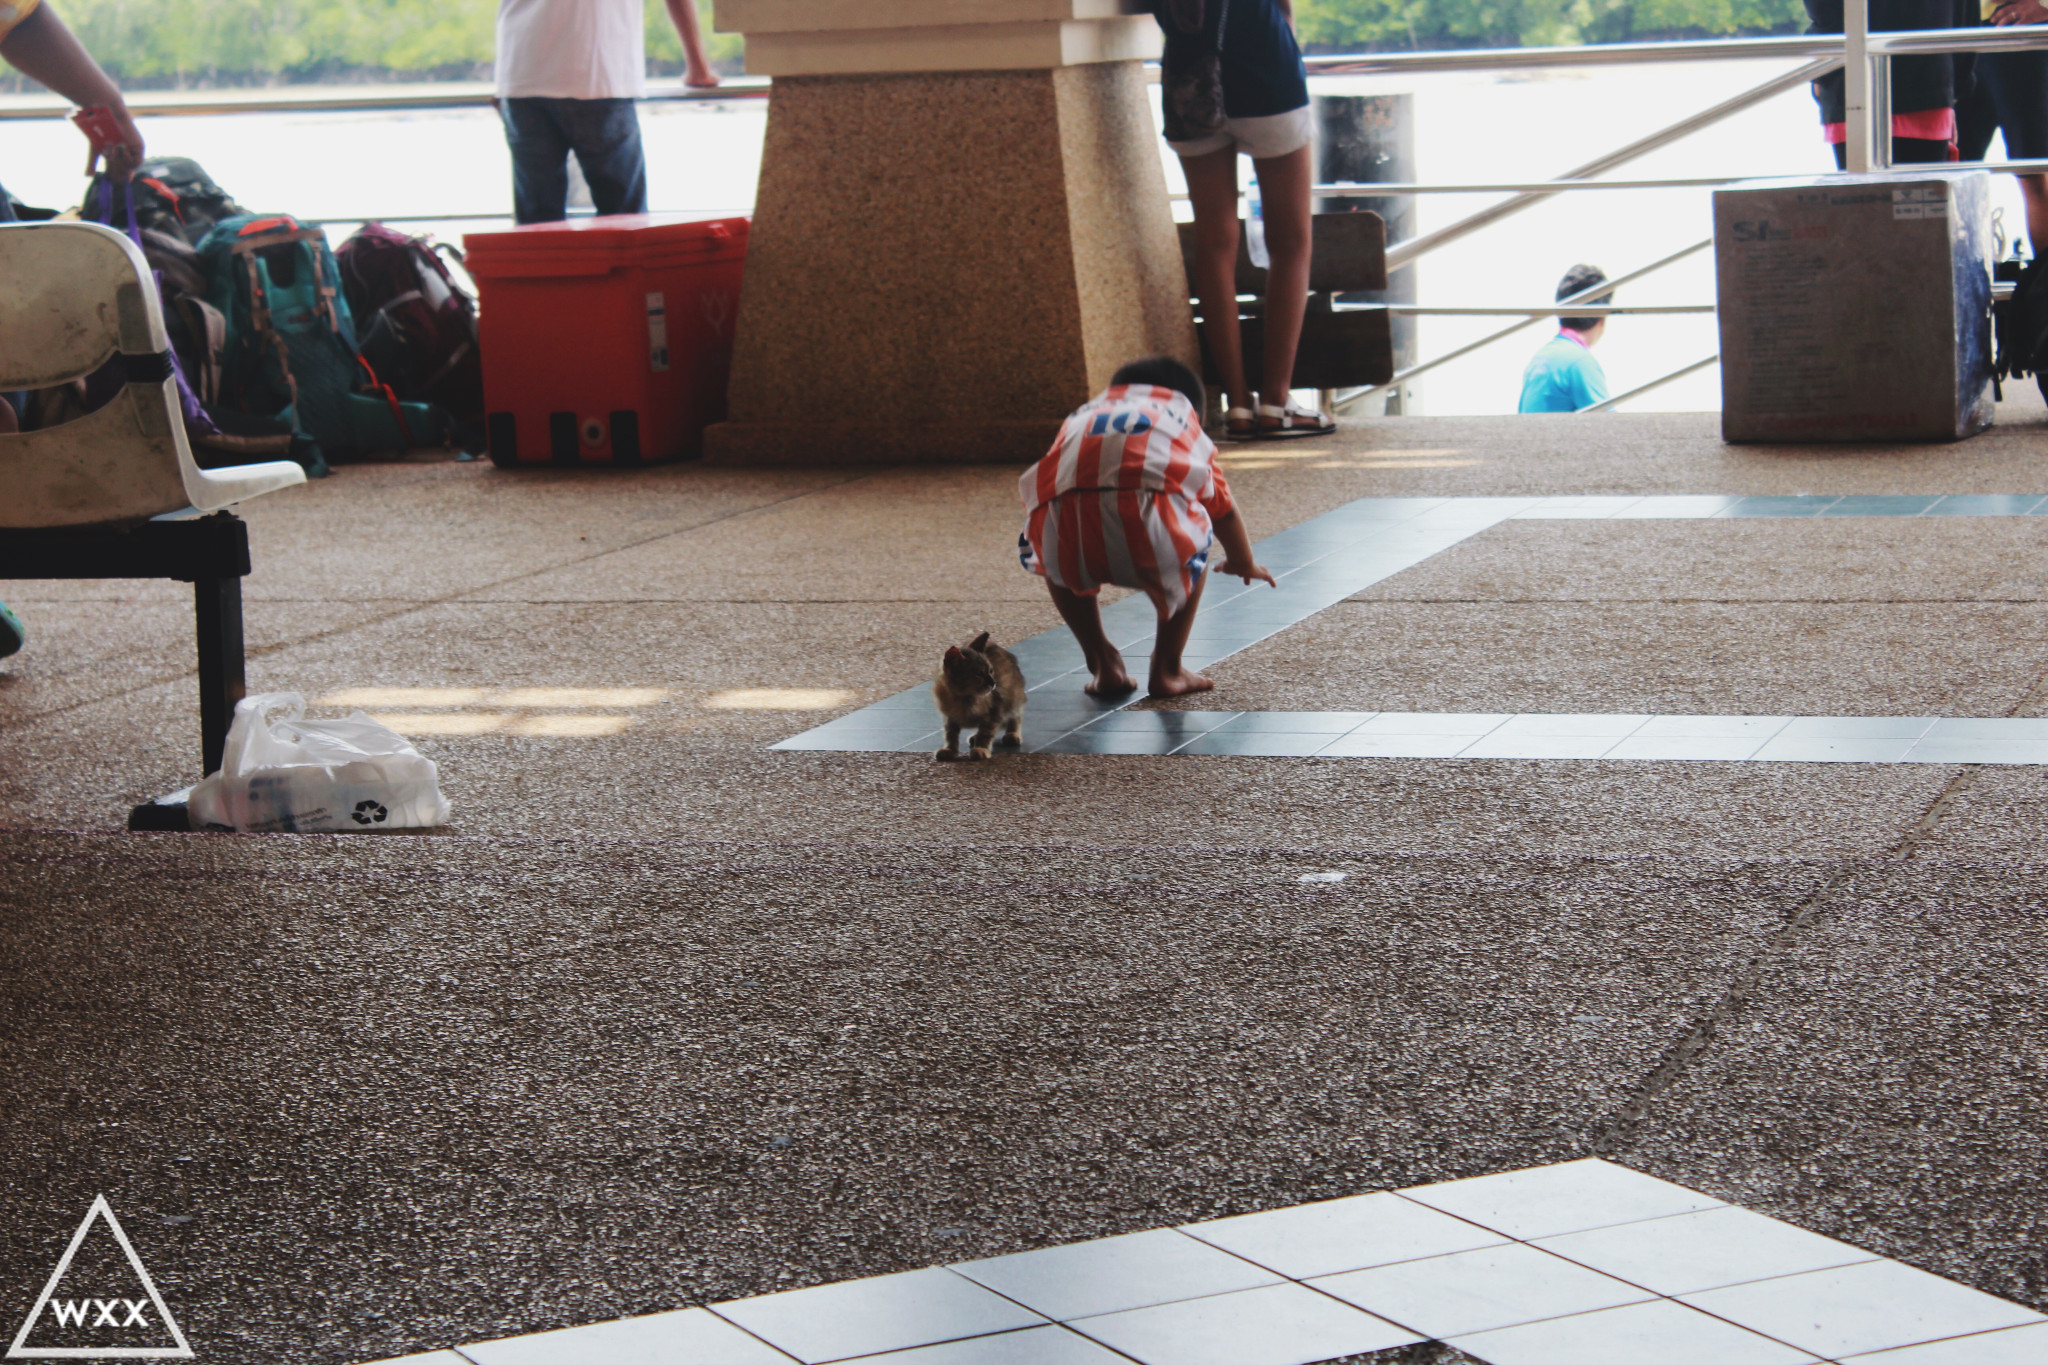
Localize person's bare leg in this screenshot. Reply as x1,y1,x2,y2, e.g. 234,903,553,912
1251,144,1314,412
1148,573,1213,698
1048,583,1136,697
2022,174,2048,255
1181,146,1251,416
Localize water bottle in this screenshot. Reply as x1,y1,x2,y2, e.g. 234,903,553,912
1246,173,1270,270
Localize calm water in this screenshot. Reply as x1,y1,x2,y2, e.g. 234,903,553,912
0,60,2027,415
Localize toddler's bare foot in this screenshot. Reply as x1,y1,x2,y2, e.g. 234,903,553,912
1086,661,1138,697
1148,667,1213,698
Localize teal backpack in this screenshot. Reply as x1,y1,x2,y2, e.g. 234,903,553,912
197,214,450,462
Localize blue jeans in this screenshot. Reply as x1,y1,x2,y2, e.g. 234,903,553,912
500,97,648,224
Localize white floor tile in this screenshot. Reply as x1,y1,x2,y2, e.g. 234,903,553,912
1632,715,1791,739
1839,1322,2048,1362
1775,716,1936,740
1349,712,1510,736
1182,1189,1507,1279
1447,1298,1820,1365
1904,738,2048,765
1603,736,1769,762
1920,717,2048,741
1457,734,1626,760
1681,1260,2046,1359
1533,1205,1878,1295
1320,732,1477,758
712,1268,1043,1364
1311,1242,1652,1337
1750,736,1921,763
852,1324,1132,1364
1617,495,1742,517
1487,714,1650,738
360,1353,472,1365
1399,1158,1722,1240
1510,496,1646,517
458,1309,792,1365
1068,1282,1418,1365
951,1229,1280,1321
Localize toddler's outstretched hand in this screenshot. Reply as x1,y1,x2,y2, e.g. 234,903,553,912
1220,559,1276,588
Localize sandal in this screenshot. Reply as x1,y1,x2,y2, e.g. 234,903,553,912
1256,402,1336,438
1223,405,1259,440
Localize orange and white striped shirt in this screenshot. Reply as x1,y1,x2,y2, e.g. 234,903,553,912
1019,384,1234,616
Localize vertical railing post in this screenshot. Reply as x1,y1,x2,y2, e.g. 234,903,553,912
1844,0,1874,172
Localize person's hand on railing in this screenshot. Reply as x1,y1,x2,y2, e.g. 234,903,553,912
1992,1,2048,24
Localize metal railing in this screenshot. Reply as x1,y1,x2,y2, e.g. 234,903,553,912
1307,12,2048,413
0,76,770,120
2,12,2040,412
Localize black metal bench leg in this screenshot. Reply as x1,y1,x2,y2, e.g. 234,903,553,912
194,574,246,776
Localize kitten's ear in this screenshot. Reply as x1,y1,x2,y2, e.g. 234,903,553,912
943,646,963,662
969,631,991,652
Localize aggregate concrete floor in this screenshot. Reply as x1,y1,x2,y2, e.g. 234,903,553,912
2,406,2046,1363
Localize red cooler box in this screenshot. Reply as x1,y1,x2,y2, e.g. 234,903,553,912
464,215,747,466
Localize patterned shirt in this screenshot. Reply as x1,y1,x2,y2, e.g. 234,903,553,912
1019,384,1234,614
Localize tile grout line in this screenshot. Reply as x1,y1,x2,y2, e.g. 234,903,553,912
696,1302,804,1363
384,1159,2048,1365
784,499,1520,753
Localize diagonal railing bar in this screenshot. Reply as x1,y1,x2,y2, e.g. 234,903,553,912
1383,57,1839,274
1378,304,1713,316
1581,354,1721,412
1332,238,1711,413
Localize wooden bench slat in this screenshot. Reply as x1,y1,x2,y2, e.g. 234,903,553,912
1176,210,1388,296
1193,303,1394,390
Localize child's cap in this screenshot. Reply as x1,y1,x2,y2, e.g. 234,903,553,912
1111,355,1205,419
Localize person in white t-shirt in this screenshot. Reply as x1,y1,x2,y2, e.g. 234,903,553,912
495,0,720,224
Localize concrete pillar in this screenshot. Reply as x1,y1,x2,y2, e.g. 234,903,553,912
702,1,1198,466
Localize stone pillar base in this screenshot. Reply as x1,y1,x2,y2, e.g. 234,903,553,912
702,60,1197,468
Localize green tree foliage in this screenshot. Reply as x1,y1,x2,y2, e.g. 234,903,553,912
51,0,739,82
1293,0,1810,52
41,0,1798,82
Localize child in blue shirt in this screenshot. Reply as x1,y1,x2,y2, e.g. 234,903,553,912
1519,264,1613,413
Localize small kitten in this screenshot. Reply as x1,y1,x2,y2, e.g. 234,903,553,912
933,631,1026,761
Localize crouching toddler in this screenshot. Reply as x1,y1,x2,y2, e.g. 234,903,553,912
1019,355,1274,698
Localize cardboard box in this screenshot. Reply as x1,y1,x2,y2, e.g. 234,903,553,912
1714,171,1992,443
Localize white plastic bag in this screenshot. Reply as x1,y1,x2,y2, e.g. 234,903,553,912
187,692,452,833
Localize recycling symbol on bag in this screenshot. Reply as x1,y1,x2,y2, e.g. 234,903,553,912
352,799,389,826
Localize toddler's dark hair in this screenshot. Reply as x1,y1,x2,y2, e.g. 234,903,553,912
1557,263,1614,333
1112,355,1205,416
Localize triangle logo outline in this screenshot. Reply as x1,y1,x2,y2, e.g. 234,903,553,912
6,1195,194,1360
